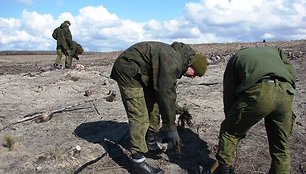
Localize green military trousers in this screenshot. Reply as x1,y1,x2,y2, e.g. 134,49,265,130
118,85,160,155
65,55,73,68
216,80,295,174
54,48,63,65
54,47,72,68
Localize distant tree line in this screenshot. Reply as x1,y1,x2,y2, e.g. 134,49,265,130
0,51,99,55
0,50,55,55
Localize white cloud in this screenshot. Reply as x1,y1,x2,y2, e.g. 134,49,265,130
21,10,55,37
262,33,275,39
0,1,305,51
183,0,306,42
71,6,146,51
145,19,162,30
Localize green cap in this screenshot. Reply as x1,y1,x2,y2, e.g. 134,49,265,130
191,53,208,77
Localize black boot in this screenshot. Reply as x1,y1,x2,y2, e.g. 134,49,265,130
215,163,234,174
52,63,58,70
131,153,164,174
145,130,163,159
132,161,164,174
202,160,234,174
52,63,62,70
146,129,162,152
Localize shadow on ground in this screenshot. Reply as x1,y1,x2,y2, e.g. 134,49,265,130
73,120,214,174
169,126,213,173
74,120,132,173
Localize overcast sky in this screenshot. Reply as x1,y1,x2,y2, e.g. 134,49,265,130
0,0,305,52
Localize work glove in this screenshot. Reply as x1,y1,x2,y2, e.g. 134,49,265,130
167,130,181,146
158,130,181,150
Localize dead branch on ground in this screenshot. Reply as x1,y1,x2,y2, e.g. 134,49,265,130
0,89,4,96
103,130,130,154
198,82,219,86
74,152,108,174
92,102,101,115
0,91,116,131
0,99,96,131
73,131,130,174
104,138,131,156
22,71,44,77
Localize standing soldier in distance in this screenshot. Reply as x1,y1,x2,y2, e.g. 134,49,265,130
209,47,296,174
52,20,73,69
110,41,208,174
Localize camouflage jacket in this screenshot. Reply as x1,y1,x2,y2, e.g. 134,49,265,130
70,41,83,57
52,23,73,51
110,41,196,131
223,46,296,115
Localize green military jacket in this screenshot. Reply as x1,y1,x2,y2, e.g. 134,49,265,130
111,41,196,131
223,46,296,115
52,23,73,51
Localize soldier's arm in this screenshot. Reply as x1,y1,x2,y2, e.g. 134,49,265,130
156,53,179,132
64,28,73,47
223,55,239,116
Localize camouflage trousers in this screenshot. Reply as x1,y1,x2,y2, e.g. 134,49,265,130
118,85,160,155
54,48,72,68
216,80,295,174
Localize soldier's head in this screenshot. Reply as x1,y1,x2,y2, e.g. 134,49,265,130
171,41,207,78
64,20,71,27
184,53,208,78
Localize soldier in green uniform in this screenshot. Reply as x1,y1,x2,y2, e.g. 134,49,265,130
52,20,74,69
211,47,296,174
66,40,84,65
110,41,208,174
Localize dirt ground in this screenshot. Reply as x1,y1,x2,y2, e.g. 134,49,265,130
0,40,305,174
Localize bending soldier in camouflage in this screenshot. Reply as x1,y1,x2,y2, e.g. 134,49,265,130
52,20,74,69
64,41,83,68
210,47,296,174
110,41,208,174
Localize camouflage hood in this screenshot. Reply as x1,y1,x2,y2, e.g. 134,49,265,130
60,23,69,29
171,42,196,77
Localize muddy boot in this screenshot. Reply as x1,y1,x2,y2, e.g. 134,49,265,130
132,153,164,174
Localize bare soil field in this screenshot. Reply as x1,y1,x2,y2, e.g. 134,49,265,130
0,40,305,174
